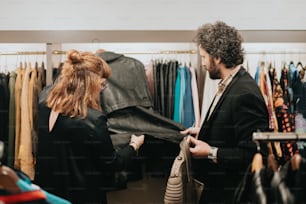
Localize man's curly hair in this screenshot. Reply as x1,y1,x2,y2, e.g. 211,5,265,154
194,21,244,68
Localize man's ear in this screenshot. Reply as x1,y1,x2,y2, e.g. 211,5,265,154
214,56,221,64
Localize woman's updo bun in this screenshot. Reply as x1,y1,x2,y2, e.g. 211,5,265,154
67,49,83,64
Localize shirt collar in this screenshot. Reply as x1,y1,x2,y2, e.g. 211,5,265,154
218,65,241,93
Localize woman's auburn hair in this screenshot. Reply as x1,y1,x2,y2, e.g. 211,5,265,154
46,49,111,118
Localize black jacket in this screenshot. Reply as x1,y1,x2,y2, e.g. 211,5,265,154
35,102,136,204
97,51,153,114
97,51,185,145
195,67,269,203
97,51,185,181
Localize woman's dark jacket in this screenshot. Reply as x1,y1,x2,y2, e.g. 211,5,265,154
34,102,136,204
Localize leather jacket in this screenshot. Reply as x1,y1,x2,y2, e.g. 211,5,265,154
97,51,153,114
97,51,185,145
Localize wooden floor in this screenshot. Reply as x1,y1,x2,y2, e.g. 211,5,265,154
107,176,167,204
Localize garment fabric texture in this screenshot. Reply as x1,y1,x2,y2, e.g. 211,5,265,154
96,51,153,114
97,51,185,181
8,71,17,167
152,60,178,119
106,105,185,179
0,165,70,204
35,101,136,204
19,66,35,180
233,156,306,204
95,52,185,145
0,73,9,165
14,68,23,170
194,67,269,203
14,64,45,174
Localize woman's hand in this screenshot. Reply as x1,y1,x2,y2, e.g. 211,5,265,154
129,134,145,151
180,127,200,138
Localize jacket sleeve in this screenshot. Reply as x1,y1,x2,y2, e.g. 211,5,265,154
90,114,136,171
217,92,269,170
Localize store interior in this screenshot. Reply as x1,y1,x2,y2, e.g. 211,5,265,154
1,1,306,203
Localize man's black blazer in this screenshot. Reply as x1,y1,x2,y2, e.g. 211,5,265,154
194,67,269,202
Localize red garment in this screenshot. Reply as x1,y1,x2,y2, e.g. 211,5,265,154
0,190,46,204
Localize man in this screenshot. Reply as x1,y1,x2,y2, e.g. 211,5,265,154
181,21,269,203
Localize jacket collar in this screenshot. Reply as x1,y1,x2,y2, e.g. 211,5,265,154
199,67,246,136
96,51,123,63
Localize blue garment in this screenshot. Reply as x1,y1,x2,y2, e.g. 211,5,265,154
173,67,183,122
179,66,186,124
254,65,261,86
182,66,194,127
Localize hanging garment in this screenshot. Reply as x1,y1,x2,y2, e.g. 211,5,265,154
19,65,35,180
8,71,17,167
0,161,70,204
96,51,153,113
152,60,178,119
96,51,185,145
182,65,194,127
0,73,10,165
107,106,185,146
97,52,186,184
189,66,200,128
14,67,24,170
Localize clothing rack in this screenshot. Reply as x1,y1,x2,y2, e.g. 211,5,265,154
0,51,65,55
253,132,306,141
246,51,306,55
122,50,197,54
2,50,305,55
53,49,198,55
0,49,197,55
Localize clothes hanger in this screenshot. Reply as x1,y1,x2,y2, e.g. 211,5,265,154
251,152,263,173
290,153,303,171
251,152,267,203
267,153,279,174
296,61,303,69
0,141,22,193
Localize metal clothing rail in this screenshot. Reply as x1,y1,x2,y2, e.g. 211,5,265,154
54,50,306,55
0,50,197,55
253,132,306,141
123,50,197,54
0,50,66,55
246,51,306,55
52,49,198,55
0,51,46,55
3,50,305,56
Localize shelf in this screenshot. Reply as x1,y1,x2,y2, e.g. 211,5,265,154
0,30,305,43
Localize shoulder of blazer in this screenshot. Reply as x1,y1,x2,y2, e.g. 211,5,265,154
225,67,251,89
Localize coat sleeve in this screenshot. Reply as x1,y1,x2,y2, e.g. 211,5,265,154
90,114,136,171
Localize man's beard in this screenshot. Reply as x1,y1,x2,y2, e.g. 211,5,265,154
208,60,220,80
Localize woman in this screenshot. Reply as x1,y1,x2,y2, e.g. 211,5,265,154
35,49,144,204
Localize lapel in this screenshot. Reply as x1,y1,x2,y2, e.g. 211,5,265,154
198,67,246,138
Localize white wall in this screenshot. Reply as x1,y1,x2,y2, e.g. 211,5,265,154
0,0,306,87
0,0,305,30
